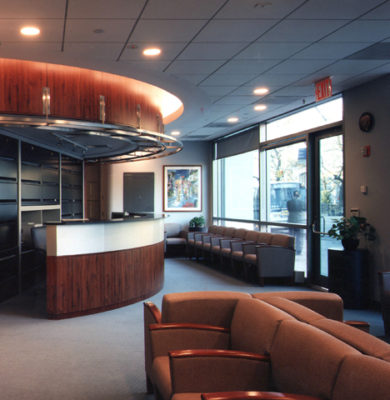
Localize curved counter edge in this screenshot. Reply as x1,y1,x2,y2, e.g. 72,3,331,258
46,218,165,319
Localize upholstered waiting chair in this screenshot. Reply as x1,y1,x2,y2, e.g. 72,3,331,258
378,271,390,336
243,234,295,285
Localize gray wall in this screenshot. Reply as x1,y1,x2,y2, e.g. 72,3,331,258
106,140,212,228
344,74,390,299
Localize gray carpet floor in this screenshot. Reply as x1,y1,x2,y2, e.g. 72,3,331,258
0,258,385,400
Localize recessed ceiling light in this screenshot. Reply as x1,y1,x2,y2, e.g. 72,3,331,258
143,48,161,56
253,87,269,95
254,104,267,111
227,117,239,123
171,130,181,136
20,26,40,36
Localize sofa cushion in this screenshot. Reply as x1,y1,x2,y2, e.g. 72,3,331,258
256,232,272,244
333,354,390,400
312,318,390,361
252,291,344,321
161,291,251,327
270,320,360,398
230,298,294,355
261,297,324,324
270,234,294,249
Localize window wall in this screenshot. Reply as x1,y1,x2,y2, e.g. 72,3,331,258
213,97,343,279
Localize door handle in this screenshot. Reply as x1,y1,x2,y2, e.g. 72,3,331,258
311,220,328,235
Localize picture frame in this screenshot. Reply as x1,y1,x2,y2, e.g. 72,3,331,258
163,165,202,212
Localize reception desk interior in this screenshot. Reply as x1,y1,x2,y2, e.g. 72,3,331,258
45,216,165,319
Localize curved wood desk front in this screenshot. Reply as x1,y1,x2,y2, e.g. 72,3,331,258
46,217,164,319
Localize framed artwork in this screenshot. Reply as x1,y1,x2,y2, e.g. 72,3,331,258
163,165,202,212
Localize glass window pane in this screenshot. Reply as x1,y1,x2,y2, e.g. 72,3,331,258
265,142,307,225
266,97,343,140
218,150,259,220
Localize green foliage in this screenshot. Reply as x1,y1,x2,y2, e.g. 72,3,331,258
189,216,205,228
328,216,376,241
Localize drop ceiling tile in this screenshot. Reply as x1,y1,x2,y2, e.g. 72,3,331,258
118,60,171,72
195,20,277,42
0,19,63,41
231,85,278,96
316,59,390,76
166,60,225,74
143,0,225,19
65,19,133,42
131,20,205,42
293,42,371,60
214,95,256,105
362,2,390,19
0,42,62,58
258,19,349,42
200,73,258,86
217,59,280,74
67,0,145,18
273,85,315,97
267,59,333,75
63,42,124,60
0,0,65,18
120,42,187,61
246,73,305,87
323,20,390,43
289,0,385,19
178,42,247,60
217,0,306,19
236,41,309,59
170,74,208,85
200,86,237,96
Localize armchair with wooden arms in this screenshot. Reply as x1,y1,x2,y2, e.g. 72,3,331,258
147,298,294,400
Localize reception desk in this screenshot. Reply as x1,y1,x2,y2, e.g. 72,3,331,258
46,216,165,319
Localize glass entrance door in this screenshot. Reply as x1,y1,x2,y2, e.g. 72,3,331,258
313,133,344,286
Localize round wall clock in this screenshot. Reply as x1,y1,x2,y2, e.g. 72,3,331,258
359,112,374,132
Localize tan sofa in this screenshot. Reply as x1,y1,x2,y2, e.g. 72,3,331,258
144,290,390,400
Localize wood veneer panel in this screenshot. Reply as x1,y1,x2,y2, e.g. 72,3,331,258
46,241,164,318
0,59,45,116
47,64,101,122
0,59,163,131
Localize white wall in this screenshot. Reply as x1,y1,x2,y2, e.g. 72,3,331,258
344,75,390,299
105,140,212,228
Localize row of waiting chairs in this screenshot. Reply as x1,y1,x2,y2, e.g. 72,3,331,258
186,225,295,285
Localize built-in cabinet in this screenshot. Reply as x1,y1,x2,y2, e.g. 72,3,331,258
0,135,18,302
0,132,83,302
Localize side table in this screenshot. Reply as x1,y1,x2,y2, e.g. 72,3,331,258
328,248,369,309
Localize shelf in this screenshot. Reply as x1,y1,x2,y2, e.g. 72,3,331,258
21,205,61,212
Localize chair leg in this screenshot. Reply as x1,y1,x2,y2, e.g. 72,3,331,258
146,375,154,394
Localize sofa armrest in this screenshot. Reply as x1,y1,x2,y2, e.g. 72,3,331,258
242,243,259,254
169,350,271,394
255,246,295,277
144,301,162,324
231,240,253,252
149,324,230,358
202,391,321,400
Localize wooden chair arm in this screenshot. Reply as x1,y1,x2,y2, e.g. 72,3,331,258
144,301,162,324
345,320,370,332
149,323,229,333
169,349,269,362
202,391,321,400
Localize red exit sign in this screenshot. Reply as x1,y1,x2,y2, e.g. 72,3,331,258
315,77,332,102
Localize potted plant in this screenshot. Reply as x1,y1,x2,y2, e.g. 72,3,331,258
327,216,375,251
189,216,205,232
